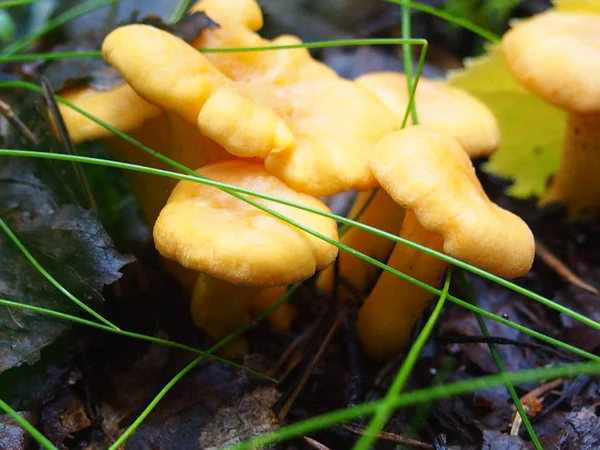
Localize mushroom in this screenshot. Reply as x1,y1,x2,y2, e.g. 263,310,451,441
501,11,600,218
317,72,500,299
103,1,397,197
357,126,534,360
154,160,339,353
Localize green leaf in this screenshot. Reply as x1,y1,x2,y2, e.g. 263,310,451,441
448,43,565,199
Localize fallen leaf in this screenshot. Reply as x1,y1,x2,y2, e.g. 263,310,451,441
447,43,564,199
0,155,132,373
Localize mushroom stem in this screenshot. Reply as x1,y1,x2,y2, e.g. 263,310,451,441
539,112,600,218
356,211,447,361
191,274,255,355
316,188,405,300
191,276,297,355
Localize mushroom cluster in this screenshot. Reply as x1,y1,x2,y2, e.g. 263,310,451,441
59,0,535,359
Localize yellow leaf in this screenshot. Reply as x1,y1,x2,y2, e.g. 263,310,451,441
554,0,600,13
447,0,599,199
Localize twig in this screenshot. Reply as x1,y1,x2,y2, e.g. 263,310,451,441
510,379,563,435
303,436,333,450
0,99,39,145
436,335,580,362
344,424,434,449
536,239,599,296
277,310,345,420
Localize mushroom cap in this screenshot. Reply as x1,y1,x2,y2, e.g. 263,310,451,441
58,83,161,143
372,126,534,278
153,160,339,286
502,11,600,114
356,72,500,158
103,24,296,160
103,7,396,196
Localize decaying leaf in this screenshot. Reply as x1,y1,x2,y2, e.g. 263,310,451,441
448,0,599,200
0,155,132,373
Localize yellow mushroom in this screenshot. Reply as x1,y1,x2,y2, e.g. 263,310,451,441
317,72,500,300
501,11,600,218
103,2,397,197
154,160,338,354
358,126,534,361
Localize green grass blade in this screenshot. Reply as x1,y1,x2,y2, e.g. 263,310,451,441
168,0,193,24
0,298,275,382
1,0,120,56
354,269,452,449
0,37,428,63
0,0,42,8
384,0,501,43
0,217,121,331
0,50,102,62
401,0,419,125
460,271,542,449
229,361,600,449
0,398,57,450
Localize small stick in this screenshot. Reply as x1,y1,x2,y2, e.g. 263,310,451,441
344,424,434,449
0,99,39,145
536,239,599,295
303,436,333,450
277,310,345,420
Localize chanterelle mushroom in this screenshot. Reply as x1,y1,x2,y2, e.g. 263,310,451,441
154,160,339,353
102,0,397,197
502,11,600,218
317,72,501,300
358,126,534,361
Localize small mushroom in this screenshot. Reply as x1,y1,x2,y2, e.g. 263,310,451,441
154,160,339,353
501,11,600,218
357,126,534,360
317,72,500,299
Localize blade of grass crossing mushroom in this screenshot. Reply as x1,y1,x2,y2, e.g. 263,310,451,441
106,283,300,450
4,144,600,339
0,398,57,450
401,1,419,126
459,270,543,449
0,298,276,382
228,361,600,449
0,37,429,63
1,0,121,56
354,6,426,446
353,270,452,450
0,217,121,331
384,0,501,43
